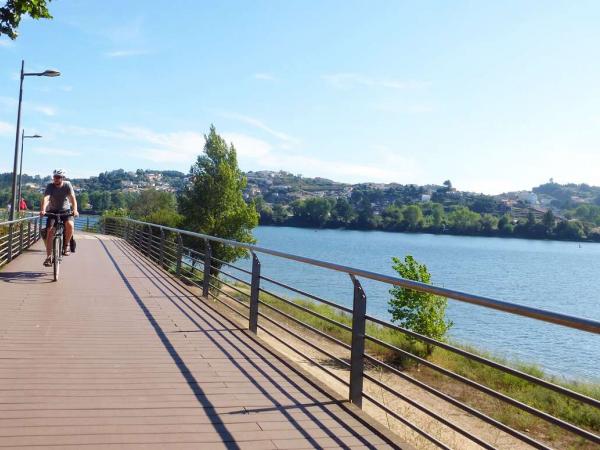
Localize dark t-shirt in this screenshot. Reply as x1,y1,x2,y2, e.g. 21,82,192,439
44,181,75,212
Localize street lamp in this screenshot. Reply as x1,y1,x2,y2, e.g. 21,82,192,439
9,60,60,220
17,131,42,211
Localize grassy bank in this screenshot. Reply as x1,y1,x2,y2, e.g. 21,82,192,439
217,277,599,446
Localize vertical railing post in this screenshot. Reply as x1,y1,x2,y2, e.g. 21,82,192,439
349,275,367,408
202,239,211,297
18,221,24,255
175,233,183,276
27,220,31,247
33,218,38,242
249,252,261,333
145,225,152,258
159,228,165,268
7,223,13,262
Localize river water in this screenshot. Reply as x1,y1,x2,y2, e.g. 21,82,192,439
240,226,599,382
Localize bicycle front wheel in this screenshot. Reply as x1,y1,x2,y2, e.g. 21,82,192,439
53,236,61,281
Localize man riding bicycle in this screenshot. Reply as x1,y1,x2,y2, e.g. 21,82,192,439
40,169,79,267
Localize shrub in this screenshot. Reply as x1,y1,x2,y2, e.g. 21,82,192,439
388,255,452,355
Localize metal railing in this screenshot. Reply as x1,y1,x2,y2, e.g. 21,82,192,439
0,216,43,267
100,217,600,449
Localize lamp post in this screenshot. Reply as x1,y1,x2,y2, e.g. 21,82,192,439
9,60,60,221
17,131,42,211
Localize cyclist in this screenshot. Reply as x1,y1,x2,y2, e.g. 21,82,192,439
40,169,79,267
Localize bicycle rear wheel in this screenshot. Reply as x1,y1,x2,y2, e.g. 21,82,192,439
52,236,61,281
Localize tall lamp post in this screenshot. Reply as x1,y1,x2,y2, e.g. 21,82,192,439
9,60,60,221
17,131,42,211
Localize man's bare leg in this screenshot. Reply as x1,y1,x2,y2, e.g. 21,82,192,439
45,227,55,257
64,220,74,252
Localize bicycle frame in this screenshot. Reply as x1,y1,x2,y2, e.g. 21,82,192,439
45,212,72,281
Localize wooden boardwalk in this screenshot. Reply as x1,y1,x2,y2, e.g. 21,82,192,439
0,233,406,449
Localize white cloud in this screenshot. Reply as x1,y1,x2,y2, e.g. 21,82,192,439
323,73,428,90
104,49,150,58
220,112,298,147
0,96,57,116
32,105,57,116
34,147,81,157
254,73,277,81
0,121,12,136
222,133,272,158
121,127,205,163
0,40,14,48
222,132,422,184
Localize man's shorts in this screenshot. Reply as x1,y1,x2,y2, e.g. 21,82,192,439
45,210,74,229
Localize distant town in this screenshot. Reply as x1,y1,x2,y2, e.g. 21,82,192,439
2,169,600,241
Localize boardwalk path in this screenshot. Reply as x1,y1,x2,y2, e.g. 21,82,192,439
0,233,405,449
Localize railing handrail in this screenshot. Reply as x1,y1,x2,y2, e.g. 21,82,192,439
0,216,40,227
109,217,600,334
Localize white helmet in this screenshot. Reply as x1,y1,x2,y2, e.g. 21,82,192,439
53,169,66,178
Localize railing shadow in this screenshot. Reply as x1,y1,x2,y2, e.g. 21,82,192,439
0,271,53,284
97,238,243,450
109,237,401,449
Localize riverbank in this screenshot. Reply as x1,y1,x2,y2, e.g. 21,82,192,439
259,220,600,244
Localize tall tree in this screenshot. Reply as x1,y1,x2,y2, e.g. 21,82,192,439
179,125,258,268
1,0,52,39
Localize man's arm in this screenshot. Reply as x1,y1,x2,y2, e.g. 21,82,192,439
68,193,79,217
40,195,50,217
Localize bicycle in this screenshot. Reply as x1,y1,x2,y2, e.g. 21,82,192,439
45,211,73,281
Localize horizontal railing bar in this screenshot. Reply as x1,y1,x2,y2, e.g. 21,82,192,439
362,372,495,449
259,273,354,314
257,319,350,387
113,218,600,334
207,290,250,320
215,277,251,300
209,282,250,308
363,354,550,449
364,337,600,442
258,286,353,333
0,216,39,226
259,301,352,352
361,392,453,450
210,254,252,275
366,315,600,408
217,268,251,287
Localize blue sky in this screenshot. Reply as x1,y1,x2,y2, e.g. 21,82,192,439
1,1,600,194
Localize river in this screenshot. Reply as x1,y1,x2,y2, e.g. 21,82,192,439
241,226,599,382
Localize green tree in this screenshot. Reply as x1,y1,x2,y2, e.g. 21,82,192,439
79,192,90,210
431,203,445,229
382,205,404,231
447,206,481,233
1,0,52,39
479,214,499,234
497,214,514,235
542,209,556,234
331,197,355,226
293,197,331,227
178,125,258,269
388,255,452,355
403,204,424,231
555,220,585,240
272,204,288,224
130,189,177,219
141,209,183,228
